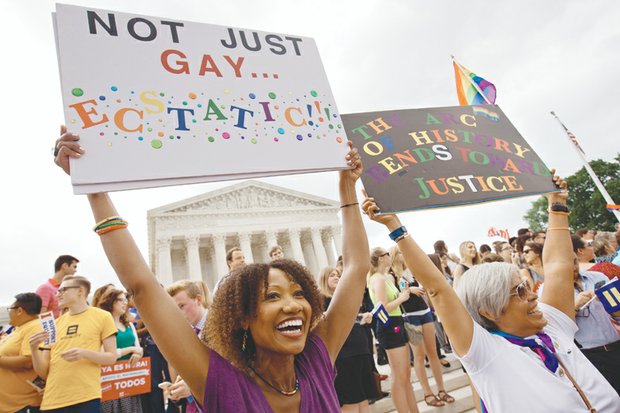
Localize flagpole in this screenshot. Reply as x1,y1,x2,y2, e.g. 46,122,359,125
451,55,493,105
550,111,620,223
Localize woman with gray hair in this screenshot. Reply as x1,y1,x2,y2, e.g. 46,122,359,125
361,174,620,412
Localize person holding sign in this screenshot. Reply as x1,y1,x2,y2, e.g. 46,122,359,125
361,176,620,412
29,275,118,412
367,247,419,412
96,288,144,412
52,128,368,413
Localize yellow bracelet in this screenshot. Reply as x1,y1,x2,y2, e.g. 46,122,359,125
93,216,122,231
547,227,570,231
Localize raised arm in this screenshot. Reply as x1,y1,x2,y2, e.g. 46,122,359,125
539,173,574,319
315,143,370,363
54,127,210,402
361,195,474,357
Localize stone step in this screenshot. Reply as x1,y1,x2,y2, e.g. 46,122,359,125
370,354,476,413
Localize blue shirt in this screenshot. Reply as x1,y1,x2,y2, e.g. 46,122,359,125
573,270,619,349
612,248,620,266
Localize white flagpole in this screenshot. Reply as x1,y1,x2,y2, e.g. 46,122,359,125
451,55,493,105
550,111,620,223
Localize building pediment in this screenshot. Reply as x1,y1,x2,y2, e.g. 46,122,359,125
148,180,338,216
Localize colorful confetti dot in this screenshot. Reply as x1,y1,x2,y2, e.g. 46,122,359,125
274,105,280,110
310,90,318,97
277,128,285,135
224,89,230,94
158,132,164,137
99,132,104,136
151,139,163,149
329,124,334,129
99,96,106,101
107,142,112,147
308,121,314,126
208,136,215,142
71,88,84,97
308,133,312,137
189,92,197,99
147,127,153,132
169,135,175,140
138,137,144,141
274,137,279,142
249,93,256,99
182,101,188,105
111,86,118,91
160,92,165,97
296,134,303,141
222,132,230,139
336,137,343,143
268,92,277,99
251,138,257,144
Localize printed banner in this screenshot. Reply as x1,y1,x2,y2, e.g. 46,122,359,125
53,4,349,193
101,357,151,402
342,105,557,213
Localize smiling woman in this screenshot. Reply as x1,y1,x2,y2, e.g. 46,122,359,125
362,172,620,412
52,127,369,413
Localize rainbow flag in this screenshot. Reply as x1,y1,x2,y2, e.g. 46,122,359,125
453,60,496,106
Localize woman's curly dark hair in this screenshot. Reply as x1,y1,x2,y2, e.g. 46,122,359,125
202,259,324,374
97,289,129,325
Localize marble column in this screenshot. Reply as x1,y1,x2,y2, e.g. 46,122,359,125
239,233,254,263
213,234,228,280
322,230,336,267
185,235,202,281
156,237,173,286
302,235,318,275
311,228,329,270
265,230,278,249
288,228,305,265
331,225,343,256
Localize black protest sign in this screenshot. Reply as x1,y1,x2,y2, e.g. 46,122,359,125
342,105,556,213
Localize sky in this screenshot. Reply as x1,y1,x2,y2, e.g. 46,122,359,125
1,0,619,305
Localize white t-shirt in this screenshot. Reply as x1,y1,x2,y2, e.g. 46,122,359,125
458,303,620,413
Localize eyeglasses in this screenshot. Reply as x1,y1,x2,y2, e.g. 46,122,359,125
57,286,81,295
509,279,532,301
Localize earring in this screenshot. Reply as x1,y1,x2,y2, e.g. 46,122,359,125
241,329,248,353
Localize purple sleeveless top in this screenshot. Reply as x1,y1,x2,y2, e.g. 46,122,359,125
203,334,339,412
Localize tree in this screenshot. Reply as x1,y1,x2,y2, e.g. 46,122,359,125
524,154,620,232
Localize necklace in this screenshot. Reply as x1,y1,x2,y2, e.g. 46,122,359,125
249,366,300,396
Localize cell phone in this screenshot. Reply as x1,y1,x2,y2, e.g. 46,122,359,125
399,279,408,290
594,280,606,289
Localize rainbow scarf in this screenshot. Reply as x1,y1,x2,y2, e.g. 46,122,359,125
490,330,558,372
480,330,558,412
453,61,496,106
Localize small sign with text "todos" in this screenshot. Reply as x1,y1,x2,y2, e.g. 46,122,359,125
101,357,151,401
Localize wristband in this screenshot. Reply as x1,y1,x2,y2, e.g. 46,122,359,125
389,226,407,241
549,203,569,213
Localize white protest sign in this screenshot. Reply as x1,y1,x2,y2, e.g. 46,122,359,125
53,4,349,193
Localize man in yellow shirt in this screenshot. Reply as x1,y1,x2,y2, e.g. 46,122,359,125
0,293,44,413
30,276,117,412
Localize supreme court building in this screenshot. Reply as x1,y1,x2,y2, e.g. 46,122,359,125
147,180,342,288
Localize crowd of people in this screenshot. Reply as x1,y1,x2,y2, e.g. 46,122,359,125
0,132,619,413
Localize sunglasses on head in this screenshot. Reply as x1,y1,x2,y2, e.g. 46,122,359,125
380,252,390,257
509,279,532,301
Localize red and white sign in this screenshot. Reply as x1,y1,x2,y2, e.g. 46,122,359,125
101,357,151,401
